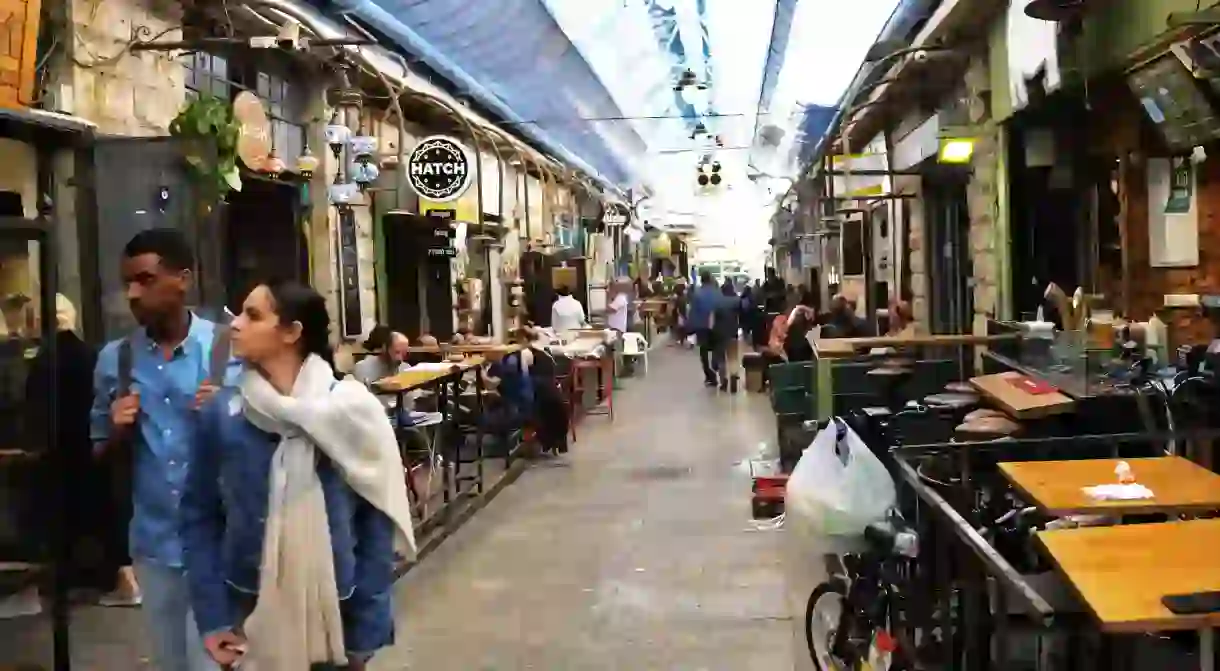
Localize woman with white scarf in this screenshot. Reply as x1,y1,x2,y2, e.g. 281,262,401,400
181,280,415,670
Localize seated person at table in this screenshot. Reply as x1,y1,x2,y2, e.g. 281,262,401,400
765,292,819,364
477,351,535,455
513,327,569,454
886,299,917,337
353,327,431,450
819,294,874,339
353,326,409,402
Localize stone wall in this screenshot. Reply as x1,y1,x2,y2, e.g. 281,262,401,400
905,185,929,326
963,54,1001,335
66,0,184,135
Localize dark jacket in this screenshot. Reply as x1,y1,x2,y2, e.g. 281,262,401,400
712,295,741,341
181,387,397,655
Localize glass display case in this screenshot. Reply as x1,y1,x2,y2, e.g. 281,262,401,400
1001,327,1134,398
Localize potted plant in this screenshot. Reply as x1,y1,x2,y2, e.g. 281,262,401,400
168,95,242,203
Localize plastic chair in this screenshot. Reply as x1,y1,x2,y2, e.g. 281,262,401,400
621,332,649,375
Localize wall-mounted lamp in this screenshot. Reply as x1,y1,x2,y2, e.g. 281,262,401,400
938,138,976,164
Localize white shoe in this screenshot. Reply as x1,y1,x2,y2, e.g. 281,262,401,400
0,586,42,619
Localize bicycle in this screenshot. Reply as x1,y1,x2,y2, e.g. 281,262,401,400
805,513,935,671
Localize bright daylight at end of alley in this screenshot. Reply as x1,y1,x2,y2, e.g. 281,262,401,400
5,0,1220,669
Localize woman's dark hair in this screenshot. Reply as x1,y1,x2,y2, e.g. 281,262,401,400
799,290,818,308
263,279,339,377
720,281,736,297
364,324,392,351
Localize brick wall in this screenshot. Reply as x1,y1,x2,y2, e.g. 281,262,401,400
1121,156,1220,348
1090,87,1218,349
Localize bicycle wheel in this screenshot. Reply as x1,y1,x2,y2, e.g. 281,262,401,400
805,579,851,671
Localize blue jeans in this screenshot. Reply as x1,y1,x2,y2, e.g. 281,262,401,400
134,561,218,671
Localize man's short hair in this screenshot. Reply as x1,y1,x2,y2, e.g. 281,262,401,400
699,270,714,285
123,229,195,271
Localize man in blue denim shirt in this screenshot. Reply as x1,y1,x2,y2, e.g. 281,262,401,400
90,230,236,671
687,270,723,387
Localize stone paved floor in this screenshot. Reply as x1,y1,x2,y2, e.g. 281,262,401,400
371,347,798,670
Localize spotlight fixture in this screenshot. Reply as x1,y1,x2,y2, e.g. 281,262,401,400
697,173,710,186
710,173,722,186
710,161,721,173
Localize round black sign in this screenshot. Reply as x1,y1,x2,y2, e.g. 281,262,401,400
407,135,473,202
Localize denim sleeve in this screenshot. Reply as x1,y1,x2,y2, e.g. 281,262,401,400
343,499,396,656
89,343,118,445
180,398,233,637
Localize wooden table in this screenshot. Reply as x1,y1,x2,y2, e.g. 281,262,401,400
969,371,1075,420
1039,519,1220,669
374,357,484,393
404,344,520,362
1001,456,1220,517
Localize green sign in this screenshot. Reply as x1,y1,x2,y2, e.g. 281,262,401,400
1165,157,1193,215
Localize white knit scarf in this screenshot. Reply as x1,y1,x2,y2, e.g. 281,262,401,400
237,355,417,670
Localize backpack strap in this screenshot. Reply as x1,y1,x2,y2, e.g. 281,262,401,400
117,337,134,397
209,325,231,384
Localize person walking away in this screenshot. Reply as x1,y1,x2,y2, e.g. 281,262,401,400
670,283,690,347
551,285,586,334
759,268,786,347
711,280,742,392
90,229,237,671
738,286,756,345
688,271,722,387
181,280,413,670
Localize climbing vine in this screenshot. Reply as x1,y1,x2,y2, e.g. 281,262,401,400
168,95,242,202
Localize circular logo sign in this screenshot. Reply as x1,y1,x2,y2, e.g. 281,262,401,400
407,135,473,202
601,202,631,227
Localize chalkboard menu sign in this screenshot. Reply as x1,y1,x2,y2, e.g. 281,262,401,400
336,207,363,338
426,209,457,259
1128,54,1220,151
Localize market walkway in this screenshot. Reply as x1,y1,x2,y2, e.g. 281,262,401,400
371,347,800,670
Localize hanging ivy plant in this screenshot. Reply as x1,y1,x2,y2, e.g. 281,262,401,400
168,95,242,201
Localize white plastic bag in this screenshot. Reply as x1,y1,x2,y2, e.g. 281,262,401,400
785,418,896,552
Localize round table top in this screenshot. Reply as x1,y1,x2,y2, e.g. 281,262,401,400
965,408,1009,422
955,416,1021,437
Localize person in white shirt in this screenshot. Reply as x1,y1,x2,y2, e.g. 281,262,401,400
551,285,586,333
607,288,630,333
